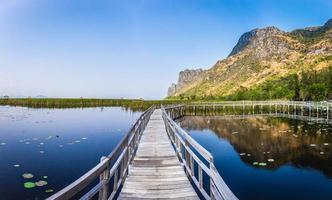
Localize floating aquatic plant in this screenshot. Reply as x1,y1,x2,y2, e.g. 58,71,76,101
35,180,48,187
259,163,267,166
252,162,258,165
43,176,48,179
22,173,34,179
14,164,20,168
45,189,54,193
239,153,246,156
24,182,36,189
267,159,274,162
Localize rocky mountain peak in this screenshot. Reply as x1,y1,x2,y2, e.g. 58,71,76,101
167,68,205,96
324,18,332,28
228,26,284,57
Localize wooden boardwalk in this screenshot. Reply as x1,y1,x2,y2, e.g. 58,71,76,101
47,106,238,200
118,109,199,199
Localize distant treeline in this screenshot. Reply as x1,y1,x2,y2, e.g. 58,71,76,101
0,98,188,111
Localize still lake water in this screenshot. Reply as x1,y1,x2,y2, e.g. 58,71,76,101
180,116,332,200
0,106,141,200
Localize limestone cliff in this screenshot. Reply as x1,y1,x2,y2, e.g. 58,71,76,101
167,19,332,100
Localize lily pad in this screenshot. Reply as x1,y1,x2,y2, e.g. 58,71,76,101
267,159,274,162
259,162,267,166
239,153,246,156
310,144,317,147
323,143,329,146
35,180,48,187
14,164,20,168
320,151,325,155
252,162,258,165
82,137,87,140
43,176,48,179
22,173,34,179
45,189,54,193
24,182,36,188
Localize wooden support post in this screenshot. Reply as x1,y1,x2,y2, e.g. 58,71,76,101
309,104,312,118
185,139,191,176
275,104,277,114
327,105,329,120
198,166,203,189
287,104,289,115
99,156,110,200
269,102,271,114
301,105,304,116
317,103,319,118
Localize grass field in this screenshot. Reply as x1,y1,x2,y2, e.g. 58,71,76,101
0,98,189,111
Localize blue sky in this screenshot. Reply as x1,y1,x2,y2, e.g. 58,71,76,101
0,0,331,99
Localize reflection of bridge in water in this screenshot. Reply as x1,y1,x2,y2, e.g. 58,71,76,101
183,113,332,124
180,113,332,178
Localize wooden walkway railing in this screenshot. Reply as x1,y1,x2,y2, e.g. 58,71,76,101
185,101,331,120
162,105,238,200
46,106,154,200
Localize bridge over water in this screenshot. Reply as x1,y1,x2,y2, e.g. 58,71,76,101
47,101,331,200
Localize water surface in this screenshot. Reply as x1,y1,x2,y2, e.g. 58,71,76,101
0,106,141,200
180,115,332,200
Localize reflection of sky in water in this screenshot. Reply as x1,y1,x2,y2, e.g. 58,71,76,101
0,106,141,200
180,116,332,200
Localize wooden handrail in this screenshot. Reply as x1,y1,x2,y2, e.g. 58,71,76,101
161,105,238,200
47,106,155,200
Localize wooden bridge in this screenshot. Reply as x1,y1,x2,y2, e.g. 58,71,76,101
184,101,331,120
47,106,238,200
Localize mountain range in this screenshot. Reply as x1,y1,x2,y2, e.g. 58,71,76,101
167,19,332,101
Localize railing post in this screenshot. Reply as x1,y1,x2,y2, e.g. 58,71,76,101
327,104,329,120
185,139,191,175
98,156,110,200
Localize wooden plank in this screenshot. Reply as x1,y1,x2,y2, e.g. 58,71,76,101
118,109,199,200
